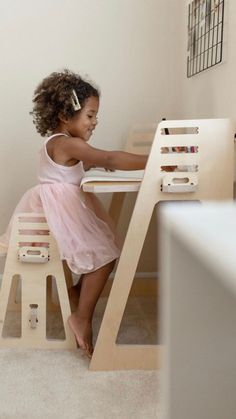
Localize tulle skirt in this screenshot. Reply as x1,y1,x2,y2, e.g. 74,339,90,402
0,183,120,274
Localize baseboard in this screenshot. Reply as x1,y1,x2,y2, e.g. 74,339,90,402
109,271,158,279
101,275,158,298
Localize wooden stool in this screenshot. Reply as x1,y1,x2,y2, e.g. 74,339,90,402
0,213,76,349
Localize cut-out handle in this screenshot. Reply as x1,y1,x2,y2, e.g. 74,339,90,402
18,229,49,236
161,127,199,135
18,246,49,263
161,173,198,193
172,177,189,184
161,146,198,153
161,165,198,173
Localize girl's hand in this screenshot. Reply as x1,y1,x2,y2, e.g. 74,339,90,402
83,163,97,171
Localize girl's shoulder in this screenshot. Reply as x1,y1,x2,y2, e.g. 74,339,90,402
46,134,81,167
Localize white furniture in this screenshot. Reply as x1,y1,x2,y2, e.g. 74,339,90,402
82,181,140,194
160,202,236,419
0,213,76,349
88,118,234,371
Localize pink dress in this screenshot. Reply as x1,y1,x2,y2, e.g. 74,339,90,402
0,134,120,274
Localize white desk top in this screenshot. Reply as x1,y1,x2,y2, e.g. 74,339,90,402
161,201,236,297
82,181,141,193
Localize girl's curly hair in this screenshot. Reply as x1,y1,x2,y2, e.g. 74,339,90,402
31,69,100,136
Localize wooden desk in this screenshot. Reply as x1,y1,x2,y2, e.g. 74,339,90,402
82,181,141,194
86,118,234,371
82,181,141,225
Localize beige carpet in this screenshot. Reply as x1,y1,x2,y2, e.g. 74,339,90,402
0,296,161,419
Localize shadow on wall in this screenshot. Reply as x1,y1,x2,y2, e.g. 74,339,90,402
183,65,216,119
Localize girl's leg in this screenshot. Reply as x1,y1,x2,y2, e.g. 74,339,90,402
68,259,116,357
68,275,84,311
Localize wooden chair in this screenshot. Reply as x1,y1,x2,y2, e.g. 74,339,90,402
89,118,234,370
0,213,76,349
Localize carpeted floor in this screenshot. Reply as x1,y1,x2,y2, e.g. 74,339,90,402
0,296,160,419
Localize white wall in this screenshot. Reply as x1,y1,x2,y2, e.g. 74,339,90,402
178,0,236,122
0,0,182,234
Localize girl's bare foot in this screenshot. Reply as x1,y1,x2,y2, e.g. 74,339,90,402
68,313,93,358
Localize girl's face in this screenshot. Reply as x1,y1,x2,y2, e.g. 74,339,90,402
67,96,99,141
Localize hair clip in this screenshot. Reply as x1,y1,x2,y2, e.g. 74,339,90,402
71,89,81,111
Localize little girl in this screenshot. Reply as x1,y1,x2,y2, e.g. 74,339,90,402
0,69,147,357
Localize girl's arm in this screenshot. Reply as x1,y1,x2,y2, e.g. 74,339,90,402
63,137,148,171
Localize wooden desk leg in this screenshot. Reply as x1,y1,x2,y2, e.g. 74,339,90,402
108,192,126,226
90,193,160,371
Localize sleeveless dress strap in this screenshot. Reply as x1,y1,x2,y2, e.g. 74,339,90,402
44,133,69,144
